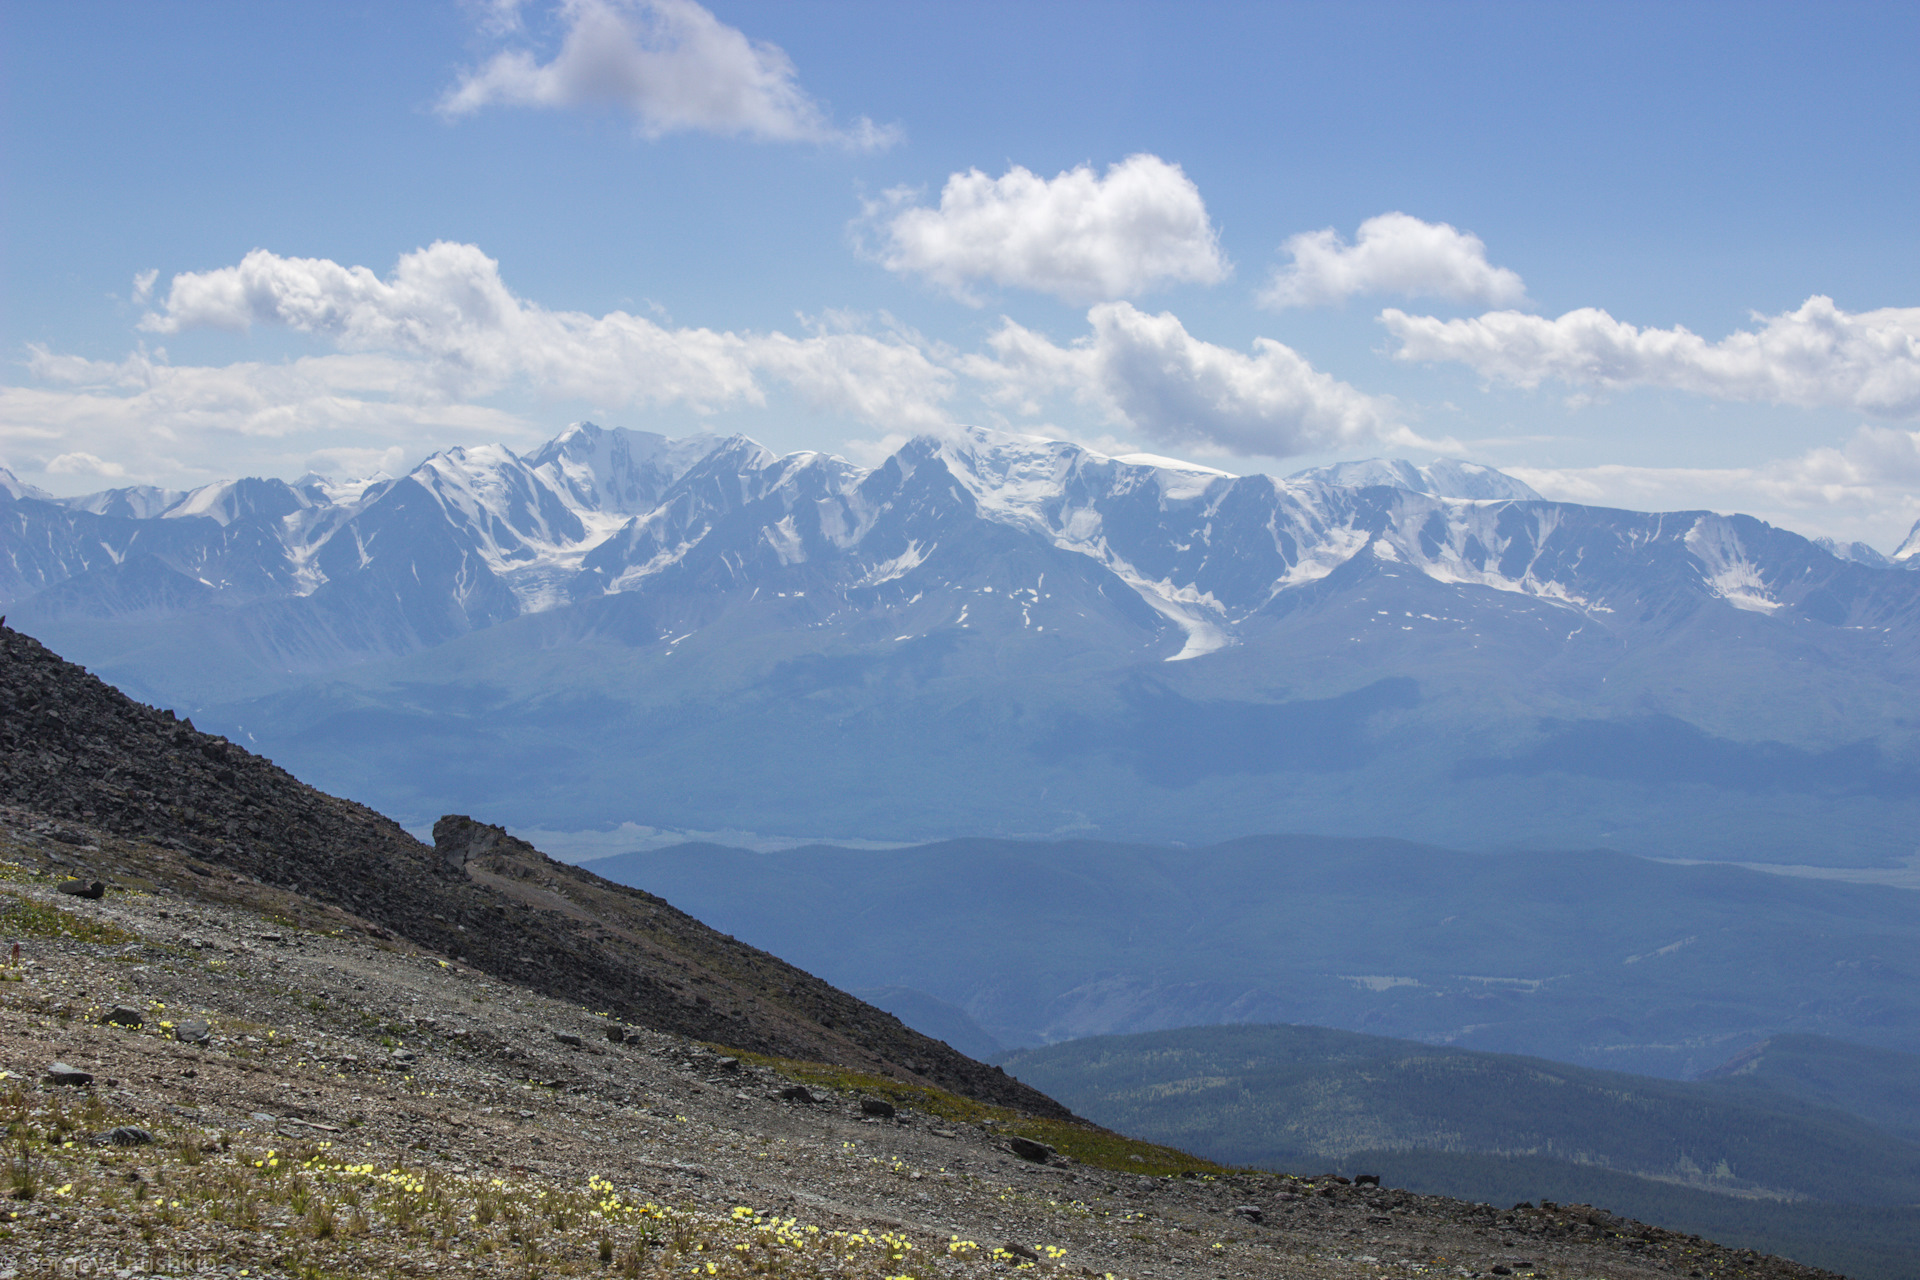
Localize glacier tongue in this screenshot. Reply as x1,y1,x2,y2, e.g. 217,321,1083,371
1685,515,1783,613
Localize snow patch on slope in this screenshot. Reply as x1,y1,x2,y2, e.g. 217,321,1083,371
1686,516,1782,613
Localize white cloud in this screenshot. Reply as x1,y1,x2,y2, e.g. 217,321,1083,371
1262,212,1527,310
130,269,158,306
466,0,530,37
45,451,125,479
752,330,954,430
865,155,1229,305
142,242,764,409
1508,424,1920,551
439,0,897,149
9,243,959,491
1384,295,1920,418
138,243,957,426
963,301,1403,458
2,346,531,491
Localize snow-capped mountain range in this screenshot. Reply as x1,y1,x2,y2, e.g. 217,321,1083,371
6,424,1920,861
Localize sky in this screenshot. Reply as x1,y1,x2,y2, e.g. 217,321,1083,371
5,0,1920,549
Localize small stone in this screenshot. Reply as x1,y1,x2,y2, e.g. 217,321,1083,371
859,1097,897,1119
1233,1205,1264,1223
605,1026,626,1044
778,1085,816,1104
45,1062,93,1086
56,880,106,900
1354,1173,1381,1187
1003,1243,1041,1262
102,1005,143,1027
389,1047,417,1066
1006,1137,1054,1163
715,1056,739,1072
93,1127,154,1147
173,1018,211,1045
554,1032,584,1048
1491,1267,1513,1276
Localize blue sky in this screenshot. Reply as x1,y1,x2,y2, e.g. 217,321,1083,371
5,1,1919,546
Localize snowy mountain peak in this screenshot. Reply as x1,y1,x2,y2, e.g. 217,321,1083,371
1894,519,1920,566
1289,457,1542,502
294,471,394,506
526,421,721,516
53,484,188,520
0,467,53,501
1813,536,1892,567
163,476,318,527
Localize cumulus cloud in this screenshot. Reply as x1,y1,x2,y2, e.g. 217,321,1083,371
1262,213,1526,310
140,242,763,409
5,242,960,490
439,0,897,149
1384,295,1920,418
2,345,530,491
865,155,1229,305
45,451,126,479
963,301,1401,458
135,243,957,428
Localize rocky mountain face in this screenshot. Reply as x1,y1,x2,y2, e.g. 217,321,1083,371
6,424,1920,858
0,622,1062,1115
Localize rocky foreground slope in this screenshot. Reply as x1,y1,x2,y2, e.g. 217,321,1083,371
0,813,1840,1280
0,622,1055,1115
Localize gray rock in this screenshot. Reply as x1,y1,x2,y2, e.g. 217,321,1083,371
1002,1243,1041,1262
102,1005,144,1027
56,879,105,900
860,1097,897,1118
778,1085,816,1104
605,1025,626,1044
1233,1205,1264,1223
46,1062,93,1086
173,1017,211,1045
554,1032,584,1048
93,1126,154,1147
1006,1137,1054,1163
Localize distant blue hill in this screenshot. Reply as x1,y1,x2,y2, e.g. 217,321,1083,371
589,833,1920,1080
998,1023,1920,1280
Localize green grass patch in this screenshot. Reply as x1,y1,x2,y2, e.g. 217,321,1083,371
706,1045,1225,1177
0,890,139,946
